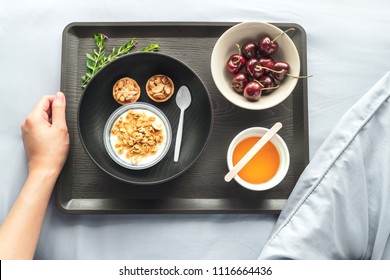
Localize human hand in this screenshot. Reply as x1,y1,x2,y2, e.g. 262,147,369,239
21,92,70,178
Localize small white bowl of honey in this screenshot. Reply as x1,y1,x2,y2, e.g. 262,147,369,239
227,127,290,191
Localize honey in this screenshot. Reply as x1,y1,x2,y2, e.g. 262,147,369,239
232,136,280,184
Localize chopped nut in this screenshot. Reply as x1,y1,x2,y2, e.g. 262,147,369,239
152,121,163,131
151,84,165,93
164,85,171,94
153,93,166,100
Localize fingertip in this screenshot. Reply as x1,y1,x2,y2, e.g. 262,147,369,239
52,92,67,127
53,92,65,105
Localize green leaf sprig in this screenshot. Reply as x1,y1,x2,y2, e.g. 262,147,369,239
82,33,160,89
81,33,107,88
107,38,138,63
140,43,160,52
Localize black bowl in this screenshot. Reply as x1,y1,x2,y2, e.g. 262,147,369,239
78,52,213,185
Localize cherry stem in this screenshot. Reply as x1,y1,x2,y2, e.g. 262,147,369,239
253,79,280,91
255,65,312,79
235,43,241,55
255,65,284,73
271,28,295,43
233,43,242,65
253,80,264,87
287,74,313,79
263,84,280,91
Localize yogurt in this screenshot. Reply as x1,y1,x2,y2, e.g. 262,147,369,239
109,109,167,166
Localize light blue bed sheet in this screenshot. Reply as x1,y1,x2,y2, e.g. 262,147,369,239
259,72,390,259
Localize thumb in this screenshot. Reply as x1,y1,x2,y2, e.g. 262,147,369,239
52,92,67,127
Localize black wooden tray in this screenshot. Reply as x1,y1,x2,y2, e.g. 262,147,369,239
57,22,309,214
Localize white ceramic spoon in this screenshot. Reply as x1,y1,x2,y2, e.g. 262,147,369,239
174,86,192,162
224,122,283,182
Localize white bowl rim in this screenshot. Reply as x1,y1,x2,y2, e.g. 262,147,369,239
211,21,300,110
227,126,290,191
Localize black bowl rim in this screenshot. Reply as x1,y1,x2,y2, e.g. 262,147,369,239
77,52,214,185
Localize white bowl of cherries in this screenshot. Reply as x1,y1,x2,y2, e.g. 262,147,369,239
211,22,303,110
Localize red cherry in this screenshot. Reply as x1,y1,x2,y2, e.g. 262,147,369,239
243,81,263,101
226,54,246,74
241,42,257,59
231,73,249,94
272,61,290,81
258,35,278,56
258,28,296,57
258,75,277,94
259,57,275,73
245,58,264,79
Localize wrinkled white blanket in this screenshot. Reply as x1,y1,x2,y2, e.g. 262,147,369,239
259,72,390,259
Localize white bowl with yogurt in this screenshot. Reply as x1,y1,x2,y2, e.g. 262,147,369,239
103,102,172,170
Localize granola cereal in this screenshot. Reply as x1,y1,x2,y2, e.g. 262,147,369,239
110,109,165,165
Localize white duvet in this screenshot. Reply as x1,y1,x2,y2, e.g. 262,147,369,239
259,72,390,259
